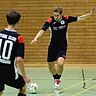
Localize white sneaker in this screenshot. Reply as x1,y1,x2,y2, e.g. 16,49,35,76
54,79,61,89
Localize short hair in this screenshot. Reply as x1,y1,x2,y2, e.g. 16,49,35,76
6,10,21,25
53,6,63,14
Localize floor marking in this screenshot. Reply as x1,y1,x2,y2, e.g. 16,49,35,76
47,77,96,96
72,84,96,96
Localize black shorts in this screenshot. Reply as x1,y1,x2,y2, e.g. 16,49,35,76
0,74,25,92
47,47,67,62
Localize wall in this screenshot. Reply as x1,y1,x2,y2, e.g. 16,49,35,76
0,0,96,66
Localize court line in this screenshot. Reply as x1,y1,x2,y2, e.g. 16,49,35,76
47,77,96,96
72,84,96,96
58,77,95,94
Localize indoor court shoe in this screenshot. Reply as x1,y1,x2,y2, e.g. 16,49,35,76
54,79,61,89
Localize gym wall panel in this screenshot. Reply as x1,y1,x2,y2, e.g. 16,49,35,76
0,0,96,66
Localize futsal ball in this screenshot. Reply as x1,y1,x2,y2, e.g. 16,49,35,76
27,82,38,94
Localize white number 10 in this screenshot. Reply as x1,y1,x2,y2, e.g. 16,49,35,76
0,39,13,60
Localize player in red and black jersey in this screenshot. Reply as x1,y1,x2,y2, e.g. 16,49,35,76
0,11,30,96
31,6,96,89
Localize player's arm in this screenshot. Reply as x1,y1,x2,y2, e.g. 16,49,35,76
77,6,96,21
30,17,52,44
16,35,30,83
16,57,25,77
30,29,44,44
16,57,29,83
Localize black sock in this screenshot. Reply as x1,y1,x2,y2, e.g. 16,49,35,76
17,93,26,96
53,74,61,79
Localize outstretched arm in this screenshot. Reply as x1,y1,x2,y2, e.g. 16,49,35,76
30,29,45,44
77,6,96,21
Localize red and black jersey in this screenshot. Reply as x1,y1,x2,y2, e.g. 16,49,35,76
42,16,77,48
0,29,24,79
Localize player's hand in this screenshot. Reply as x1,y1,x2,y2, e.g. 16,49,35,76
23,75,30,83
90,6,96,15
30,39,37,44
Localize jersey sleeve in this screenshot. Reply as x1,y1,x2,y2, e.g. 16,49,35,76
16,35,24,58
64,16,78,23
41,17,52,31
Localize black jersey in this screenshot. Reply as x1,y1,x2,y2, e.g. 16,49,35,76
0,29,24,79
42,16,77,48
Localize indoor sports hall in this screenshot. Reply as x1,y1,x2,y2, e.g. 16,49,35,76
0,0,96,96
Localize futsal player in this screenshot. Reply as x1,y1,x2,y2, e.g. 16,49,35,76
31,6,96,89
0,11,30,96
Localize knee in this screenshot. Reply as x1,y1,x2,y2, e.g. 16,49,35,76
57,57,65,66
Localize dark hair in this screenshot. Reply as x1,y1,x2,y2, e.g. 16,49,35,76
6,10,21,25
53,6,63,14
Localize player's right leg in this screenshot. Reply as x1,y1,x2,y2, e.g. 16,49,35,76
14,75,26,96
6,74,26,96
53,57,65,89
0,82,4,96
48,62,57,75
48,47,61,89
0,91,3,96
48,62,61,89
18,85,26,96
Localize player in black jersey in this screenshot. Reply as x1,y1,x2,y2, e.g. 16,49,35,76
0,11,30,96
31,6,96,89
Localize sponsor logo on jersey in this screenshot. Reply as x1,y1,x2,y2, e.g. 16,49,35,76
53,22,56,24
60,20,65,25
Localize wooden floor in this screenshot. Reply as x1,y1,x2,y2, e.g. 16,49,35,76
3,66,96,96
